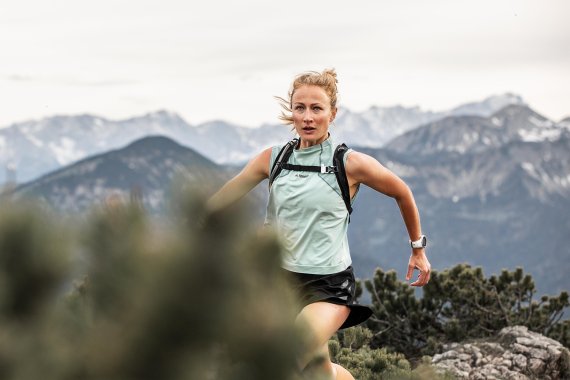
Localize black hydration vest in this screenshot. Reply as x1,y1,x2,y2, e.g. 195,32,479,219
268,138,353,218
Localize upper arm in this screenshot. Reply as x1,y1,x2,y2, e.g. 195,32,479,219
207,147,272,211
239,146,272,184
345,151,410,199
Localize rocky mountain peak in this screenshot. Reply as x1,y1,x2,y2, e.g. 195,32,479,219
122,109,190,128
450,93,526,117
558,116,570,127
386,103,564,156
491,104,548,124
124,134,184,151
13,135,224,213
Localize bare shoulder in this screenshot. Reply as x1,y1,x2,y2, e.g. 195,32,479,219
345,150,385,182
345,150,375,166
253,146,273,162
345,150,409,197
246,146,274,178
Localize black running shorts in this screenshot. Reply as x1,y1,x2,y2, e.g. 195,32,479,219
283,266,373,330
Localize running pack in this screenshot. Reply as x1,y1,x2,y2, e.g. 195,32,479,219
268,138,353,218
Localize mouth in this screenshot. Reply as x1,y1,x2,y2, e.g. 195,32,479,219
302,126,316,132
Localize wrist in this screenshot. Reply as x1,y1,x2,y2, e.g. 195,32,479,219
410,234,427,249
412,247,425,255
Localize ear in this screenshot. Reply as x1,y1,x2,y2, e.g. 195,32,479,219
330,107,337,122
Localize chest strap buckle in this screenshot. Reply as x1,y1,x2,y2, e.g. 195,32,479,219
321,165,338,174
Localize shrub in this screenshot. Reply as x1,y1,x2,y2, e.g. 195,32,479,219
0,196,301,380
365,264,569,358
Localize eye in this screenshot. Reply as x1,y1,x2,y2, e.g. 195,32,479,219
312,106,323,112
294,105,305,111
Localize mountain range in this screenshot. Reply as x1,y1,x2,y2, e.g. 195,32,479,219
8,103,570,297
0,93,529,184
352,105,570,296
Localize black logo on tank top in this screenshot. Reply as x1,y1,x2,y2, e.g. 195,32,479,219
294,173,309,178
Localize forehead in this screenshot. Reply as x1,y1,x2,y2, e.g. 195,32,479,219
292,85,330,104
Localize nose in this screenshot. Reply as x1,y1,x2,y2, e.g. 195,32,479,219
303,109,313,123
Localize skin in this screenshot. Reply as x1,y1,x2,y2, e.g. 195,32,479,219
208,84,431,379
291,84,337,148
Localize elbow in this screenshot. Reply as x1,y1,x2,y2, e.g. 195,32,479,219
394,184,414,203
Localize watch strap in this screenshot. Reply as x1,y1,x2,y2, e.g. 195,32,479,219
410,235,427,249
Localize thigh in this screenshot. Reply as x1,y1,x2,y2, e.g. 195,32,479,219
296,301,350,348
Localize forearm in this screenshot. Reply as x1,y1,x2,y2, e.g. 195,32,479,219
395,186,422,242
396,187,431,284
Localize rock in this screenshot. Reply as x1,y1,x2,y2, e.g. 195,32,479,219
432,326,570,379
512,354,527,369
513,343,530,354
528,358,545,373
529,348,549,361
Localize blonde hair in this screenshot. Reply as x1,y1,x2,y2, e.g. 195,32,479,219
276,68,338,125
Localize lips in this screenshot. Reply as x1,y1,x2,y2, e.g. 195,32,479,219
303,126,316,131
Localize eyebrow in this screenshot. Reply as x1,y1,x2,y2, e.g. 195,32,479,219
292,102,324,106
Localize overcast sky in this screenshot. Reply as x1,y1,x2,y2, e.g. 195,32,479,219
1,0,568,128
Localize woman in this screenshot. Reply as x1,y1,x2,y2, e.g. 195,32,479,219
208,69,431,380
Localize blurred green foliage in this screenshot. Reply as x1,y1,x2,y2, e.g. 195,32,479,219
0,197,303,380
2,195,566,379
0,196,449,380
366,264,570,358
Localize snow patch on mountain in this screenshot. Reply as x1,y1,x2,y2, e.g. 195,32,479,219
521,162,538,178
518,127,562,142
27,134,44,148
528,115,553,128
554,174,570,188
49,138,85,165
491,117,503,127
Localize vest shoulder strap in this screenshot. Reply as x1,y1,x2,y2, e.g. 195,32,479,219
268,139,353,218
333,143,353,216
268,138,298,188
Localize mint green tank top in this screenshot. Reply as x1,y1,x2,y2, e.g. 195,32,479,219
264,136,357,274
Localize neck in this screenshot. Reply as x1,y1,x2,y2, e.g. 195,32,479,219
298,133,330,149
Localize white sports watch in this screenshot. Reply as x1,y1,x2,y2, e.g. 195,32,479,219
410,235,427,249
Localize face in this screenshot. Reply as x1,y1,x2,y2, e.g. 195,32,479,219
291,85,337,147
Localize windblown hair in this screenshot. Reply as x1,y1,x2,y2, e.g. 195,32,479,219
276,68,338,125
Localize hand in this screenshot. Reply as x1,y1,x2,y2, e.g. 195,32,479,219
406,249,431,287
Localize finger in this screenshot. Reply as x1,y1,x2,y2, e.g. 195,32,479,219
410,271,421,286
421,270,431,286
411,270,427,287
406,264,415,280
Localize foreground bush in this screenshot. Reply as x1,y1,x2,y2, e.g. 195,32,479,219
0,198,302,380
1,197,449,380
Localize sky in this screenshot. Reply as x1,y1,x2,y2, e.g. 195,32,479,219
0,0,569,128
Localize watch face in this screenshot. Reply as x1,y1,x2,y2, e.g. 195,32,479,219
411,235,427,248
